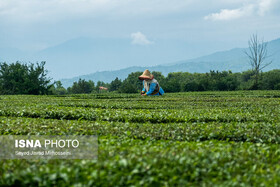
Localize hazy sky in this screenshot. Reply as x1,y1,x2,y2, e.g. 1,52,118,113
1,0,279,51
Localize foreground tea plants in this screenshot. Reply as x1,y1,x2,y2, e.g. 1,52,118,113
0,91,280,186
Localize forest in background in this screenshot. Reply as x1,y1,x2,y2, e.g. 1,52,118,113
1,61,280,95
61,70,280,94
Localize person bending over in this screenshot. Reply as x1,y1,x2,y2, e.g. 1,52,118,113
138,69,164,96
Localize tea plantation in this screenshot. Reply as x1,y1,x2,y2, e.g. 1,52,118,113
1,91,280,186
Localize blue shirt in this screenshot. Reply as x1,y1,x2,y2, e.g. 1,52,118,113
142,79,164,95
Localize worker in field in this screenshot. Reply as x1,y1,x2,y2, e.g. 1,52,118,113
139,69,164,96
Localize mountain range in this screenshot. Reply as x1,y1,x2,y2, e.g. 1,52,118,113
60,38,280,88
0,37,244,80
0,37,279,88
32,37,201,80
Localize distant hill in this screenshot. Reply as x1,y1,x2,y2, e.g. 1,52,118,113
60,38,280,88
1,37,200,80
1,37,279,88
34,37,197,79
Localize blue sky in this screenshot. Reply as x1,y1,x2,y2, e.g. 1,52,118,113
0,0,280,78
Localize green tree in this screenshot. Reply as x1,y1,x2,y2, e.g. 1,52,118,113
151,71,165,83
260,70,280,90
164,72,185,92
95,81,108,93
109,77,122,91
184,81,199,92
238,70,255,90
119,72,142,93
53,81,67,95
0,61,52,95
68,79,94,94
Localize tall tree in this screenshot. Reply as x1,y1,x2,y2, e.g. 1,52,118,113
244,34,272,89
109,77,122,91
69,79,94,94
53,81,67,95
0,61,52,95
119,72,142,93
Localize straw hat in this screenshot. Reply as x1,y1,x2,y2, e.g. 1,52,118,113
139,69,154,80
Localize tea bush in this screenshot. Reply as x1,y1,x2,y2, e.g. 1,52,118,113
0,91,280,186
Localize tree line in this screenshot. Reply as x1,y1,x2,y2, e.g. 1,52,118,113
52,69,280,95
1,61,279,95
